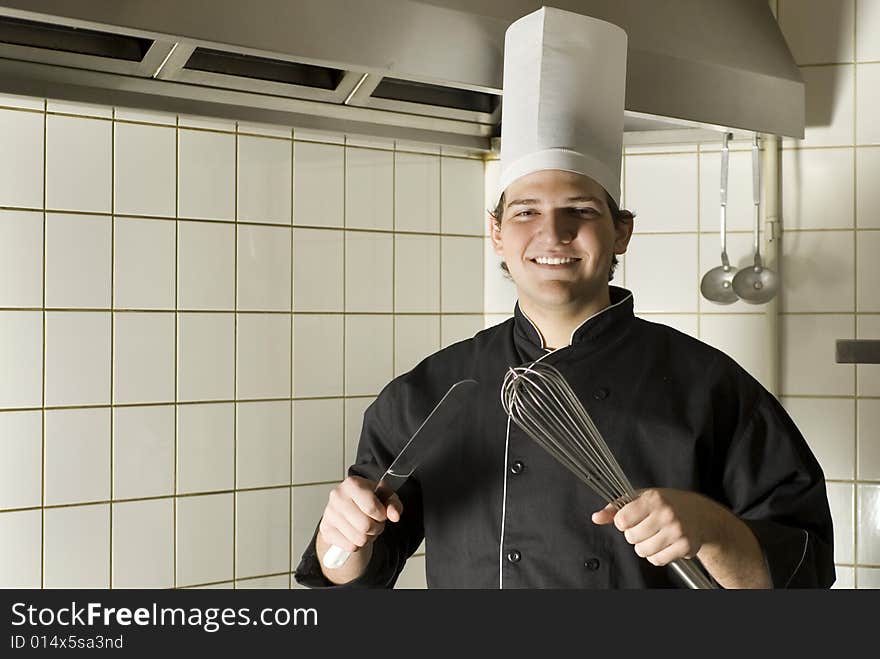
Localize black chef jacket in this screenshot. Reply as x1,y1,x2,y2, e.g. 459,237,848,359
295,286,835,589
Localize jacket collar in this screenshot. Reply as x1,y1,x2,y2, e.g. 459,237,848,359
513,286,635,354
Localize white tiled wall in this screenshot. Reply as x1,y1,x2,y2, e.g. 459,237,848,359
0,96,486,589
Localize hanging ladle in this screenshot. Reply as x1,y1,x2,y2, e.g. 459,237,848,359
732,135,778,304
700,131,738,304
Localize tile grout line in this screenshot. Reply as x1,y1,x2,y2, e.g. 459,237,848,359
233,122,239,588
392,145,397,381
109,107,116,589
40,98,47,589
852,0,859,588
695,144,702,339
173,110,180,590
439,155,444,347
289,128,295,589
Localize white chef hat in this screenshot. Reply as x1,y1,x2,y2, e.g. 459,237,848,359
495,6,628,207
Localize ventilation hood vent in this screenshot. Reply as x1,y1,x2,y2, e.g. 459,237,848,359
0,0,803,153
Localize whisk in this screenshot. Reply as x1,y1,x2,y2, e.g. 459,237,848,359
500,361,718,589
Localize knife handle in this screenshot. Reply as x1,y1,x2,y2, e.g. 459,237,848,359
322,544,352,569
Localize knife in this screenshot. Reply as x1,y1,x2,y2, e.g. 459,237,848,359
321,378,478,569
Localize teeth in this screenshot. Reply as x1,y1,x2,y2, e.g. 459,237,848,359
534,256,577,265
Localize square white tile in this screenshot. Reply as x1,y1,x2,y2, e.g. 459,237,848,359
781,230,854,313
699,315,771,389
484,238,518,315
346,135,394,150
236,313,291,399
395,554,426,589
857,399,880,480
781,397,856,480
178,129,235,220
345,147,393,230
857,0,880,61
44,407,110,506
292,315,343,397
236,574,290,589
856,567,880,588
0,210,42,308
113,312,175,404
441,236,484,313
0,108,43,208
292,228,344,312
394,151,440,233
699,149,761,233
0,311,42,409
114,121,176,217
781,314,854,395
826,482,854,564
114,107,176,125
344,398,373,471
697,232,764,313
440,314,484,348
294,129,344,145
113,217,175,309
778,0,855,65
177,403,235,494
857,484,880,564
179,115,234,131
856,147,880,228
484,159,500,229
785,65,855,148
176,493,233,586
45,213,111,308
293,398,344,484
47,100,112,118
856,63,880,145
237,224,291,311
395,141,440,155
394,234,440,312
112,406,174,500
238,122,291,139
112,498,174,588
177,313,235,402
0,410,41,509
441,157,485,235
780,148,854,229
46,115,111,213
832,566,855,588
236,488,290,578
0,509,41,587
625,153,698,233
236,400,291,488
857,314,880,395
394,315,440,377
345,315,393,396
293,142,344,228
291,483,335,561
237,135,292,224
0,93,43,111
45,311,111,406
638,314,699,339
857,231,880,310
625,234,699,313
177,221,235,310
44,504,110,588
345,231,393,312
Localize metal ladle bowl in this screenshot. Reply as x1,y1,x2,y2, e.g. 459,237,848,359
732,134,779,305
700,132,738,305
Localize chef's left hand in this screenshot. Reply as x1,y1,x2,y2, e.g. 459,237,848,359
591,488,722,566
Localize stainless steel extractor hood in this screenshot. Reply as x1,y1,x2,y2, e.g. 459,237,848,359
0,0,803,152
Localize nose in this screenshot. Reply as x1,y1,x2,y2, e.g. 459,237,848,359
536,208,577,244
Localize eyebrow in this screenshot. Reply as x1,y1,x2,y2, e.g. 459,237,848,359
507,196,604,207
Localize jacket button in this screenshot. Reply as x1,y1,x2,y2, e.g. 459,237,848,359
593,388,609,400
584,558,600,571
507,550,522,564
510,460,525,475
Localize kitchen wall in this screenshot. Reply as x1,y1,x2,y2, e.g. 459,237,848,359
0,96,486,589
485,0,880,589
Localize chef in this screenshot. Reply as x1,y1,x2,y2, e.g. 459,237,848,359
294,7,834,589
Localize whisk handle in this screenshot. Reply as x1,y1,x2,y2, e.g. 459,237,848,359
670,557,718,589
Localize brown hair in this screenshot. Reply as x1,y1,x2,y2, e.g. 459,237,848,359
489,191,635,281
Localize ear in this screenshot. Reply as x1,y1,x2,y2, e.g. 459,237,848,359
489,212,504,256
613,214,634,255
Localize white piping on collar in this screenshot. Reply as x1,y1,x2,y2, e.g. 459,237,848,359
519,290,634,353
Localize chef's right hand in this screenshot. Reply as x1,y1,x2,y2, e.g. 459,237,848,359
318,475,404,553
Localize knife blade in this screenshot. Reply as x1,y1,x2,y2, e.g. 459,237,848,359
322,378,478,569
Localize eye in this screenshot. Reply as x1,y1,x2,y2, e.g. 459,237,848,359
572,207,600,217
512,209,537,219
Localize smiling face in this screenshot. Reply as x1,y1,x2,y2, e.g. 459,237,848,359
490,169,633,315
